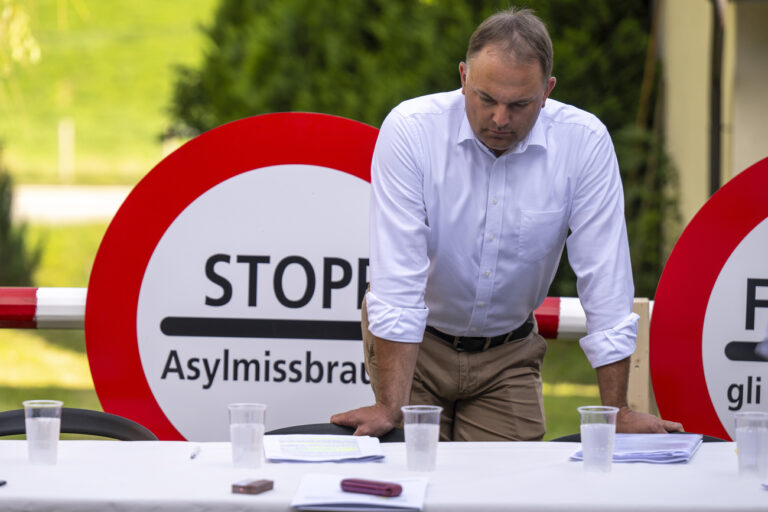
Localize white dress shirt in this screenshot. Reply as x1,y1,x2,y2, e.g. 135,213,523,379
365,89,637,368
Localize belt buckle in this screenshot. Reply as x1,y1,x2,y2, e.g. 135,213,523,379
458,336,487,352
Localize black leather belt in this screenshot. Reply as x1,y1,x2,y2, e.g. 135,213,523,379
425,316,534,352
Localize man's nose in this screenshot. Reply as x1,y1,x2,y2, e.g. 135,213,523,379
491,105,511,128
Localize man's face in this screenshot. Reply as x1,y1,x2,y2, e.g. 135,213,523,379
460,44,556,156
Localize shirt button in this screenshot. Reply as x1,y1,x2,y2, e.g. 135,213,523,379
488,234,495,241
478,301,485,307
491,198,498,205
484,270,491,277
470,328,478,332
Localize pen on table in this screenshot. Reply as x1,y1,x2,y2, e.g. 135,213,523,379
189,446,201,460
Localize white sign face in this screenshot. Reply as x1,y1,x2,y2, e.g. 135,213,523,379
136,165,374,441
703,218,768,438
651,156,768,440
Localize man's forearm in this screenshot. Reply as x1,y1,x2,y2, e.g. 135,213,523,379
329,335,421,436
373,336,421,422
594,357,630,409
594,356,685,433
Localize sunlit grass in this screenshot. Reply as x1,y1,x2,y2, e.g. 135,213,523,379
0,0,218,185
543,395,594,441
0,330,92,389
28,222,108,287
543,382,598,398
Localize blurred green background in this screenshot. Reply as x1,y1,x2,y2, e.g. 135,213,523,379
1,0,218,184
0,0,632,440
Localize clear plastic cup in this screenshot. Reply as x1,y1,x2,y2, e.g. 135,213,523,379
734,411,768,478
228,403,266,468
23,400,63,465
401,405,442,471
578,405,619,472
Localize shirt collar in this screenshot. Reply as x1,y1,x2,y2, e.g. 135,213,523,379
456,106,549,155
457,112,475,145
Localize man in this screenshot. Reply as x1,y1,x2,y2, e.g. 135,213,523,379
331,8,683,441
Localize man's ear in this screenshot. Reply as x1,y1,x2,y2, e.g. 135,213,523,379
459,62,468,94
542,76,556,106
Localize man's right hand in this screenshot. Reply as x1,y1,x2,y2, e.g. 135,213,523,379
331,335,420,437
330,402,400,437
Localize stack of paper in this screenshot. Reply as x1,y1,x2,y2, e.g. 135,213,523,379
570,433,703,463
291,473,428,511
264,435,385,463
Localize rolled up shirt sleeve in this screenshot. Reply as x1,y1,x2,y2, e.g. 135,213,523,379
366,110,431,342
366,290,429,343
579,312,639,368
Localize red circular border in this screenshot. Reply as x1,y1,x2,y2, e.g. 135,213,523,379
650,156,768,440
85,113,378,440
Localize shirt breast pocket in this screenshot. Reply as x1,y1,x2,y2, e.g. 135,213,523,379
517,207,568,262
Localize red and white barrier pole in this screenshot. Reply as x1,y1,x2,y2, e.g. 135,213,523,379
0,287,648,339
0,287,86,329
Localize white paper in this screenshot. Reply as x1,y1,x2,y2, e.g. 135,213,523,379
264,435,385,463
570,433,703,463
291,473,428,511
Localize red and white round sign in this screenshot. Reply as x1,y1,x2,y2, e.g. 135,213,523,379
651,156,768,440
86,113,378,440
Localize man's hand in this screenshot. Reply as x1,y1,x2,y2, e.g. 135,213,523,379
331,403,399,437
331,336,420,437
596,358,684,433
616,406,684,434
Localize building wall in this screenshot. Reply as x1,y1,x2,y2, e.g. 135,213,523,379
661,0,768,227
660,0,712,227
731,1,768,178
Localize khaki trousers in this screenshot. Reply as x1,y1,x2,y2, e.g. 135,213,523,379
362,299,547,442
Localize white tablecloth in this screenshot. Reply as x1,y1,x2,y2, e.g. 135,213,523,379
0,440,765,511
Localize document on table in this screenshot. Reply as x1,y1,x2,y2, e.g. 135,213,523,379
570,433,703,463
291,473,428,511
264,435,385,463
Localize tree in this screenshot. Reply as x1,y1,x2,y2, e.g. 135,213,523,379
171,0,677,299
0,148,41,285
1,0,41,285
1,0,41,108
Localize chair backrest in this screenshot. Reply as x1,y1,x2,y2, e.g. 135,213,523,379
265,422,405,443
0,407,158,441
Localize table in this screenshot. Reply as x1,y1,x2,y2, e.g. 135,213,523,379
0,440,765,511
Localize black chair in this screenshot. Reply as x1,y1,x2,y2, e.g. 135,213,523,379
549,431,726,443
0,407,158,441
265,422,405,443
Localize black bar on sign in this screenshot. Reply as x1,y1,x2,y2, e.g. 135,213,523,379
724,341,768,362
160,317,362,340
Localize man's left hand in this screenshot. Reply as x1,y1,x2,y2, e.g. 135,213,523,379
616,406,684,433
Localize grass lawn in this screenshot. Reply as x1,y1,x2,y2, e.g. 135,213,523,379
1,0,218,185
0,222,104,414
541,339,599,439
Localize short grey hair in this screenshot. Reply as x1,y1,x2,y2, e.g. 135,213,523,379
466,7,553,79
